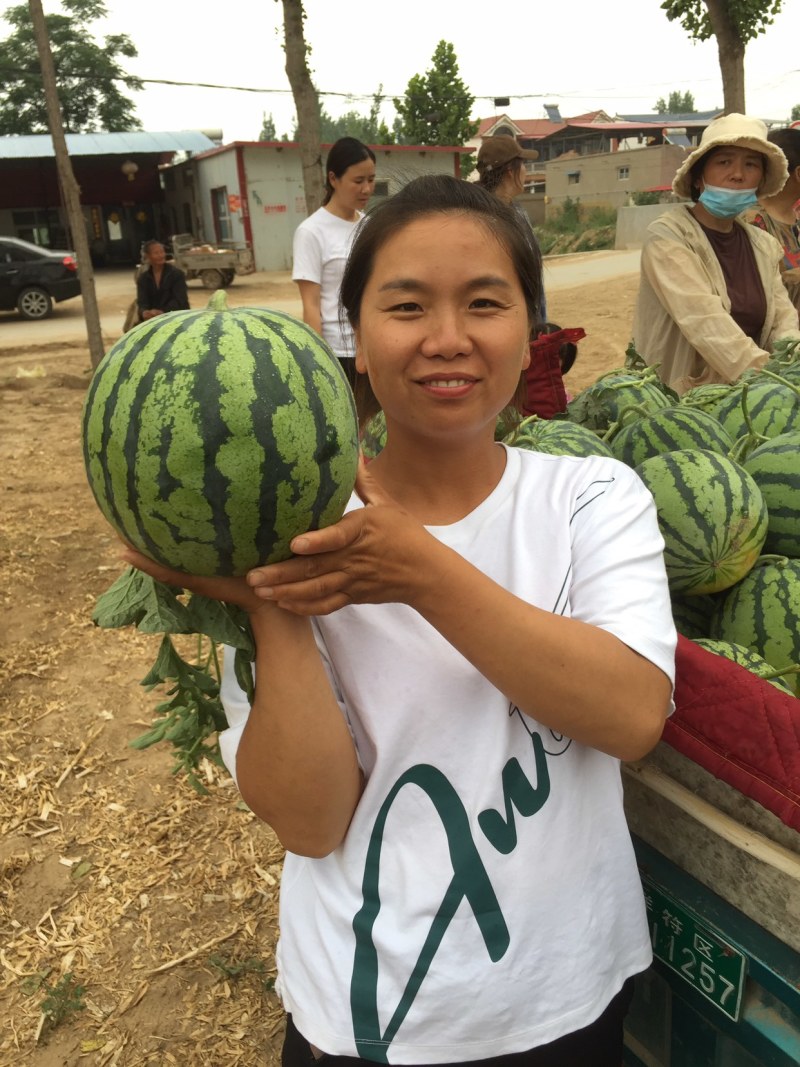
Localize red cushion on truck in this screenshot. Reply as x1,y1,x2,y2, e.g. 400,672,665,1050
664,635,800,832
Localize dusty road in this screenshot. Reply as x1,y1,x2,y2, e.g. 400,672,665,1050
0,250,643,395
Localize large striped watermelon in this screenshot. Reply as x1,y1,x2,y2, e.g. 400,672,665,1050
635,449,768,595
710,557,800,696
611,406,733,469
714,378,800,446
743,432,800,558
82,293,360,576
565,370,672,435
504,416,613,458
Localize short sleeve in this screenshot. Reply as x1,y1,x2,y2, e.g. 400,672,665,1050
292,220,323,284
569,460,677,697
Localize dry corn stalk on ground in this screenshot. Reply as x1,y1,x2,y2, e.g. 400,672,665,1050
0,273,632,1065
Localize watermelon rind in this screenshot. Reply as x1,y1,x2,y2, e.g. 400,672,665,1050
692,638,795,694
743,431,800,558
710,556,800,697
565,370,672,435
714,379,800,444
670,591,719,639
505,416,613,458
635,449,768,596
679,382,734,416
611,406,734,469
83,301,360,577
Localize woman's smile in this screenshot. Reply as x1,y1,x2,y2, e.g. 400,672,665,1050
355,214,531,439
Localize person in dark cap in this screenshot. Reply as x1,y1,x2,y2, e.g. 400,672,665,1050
477,135,578,418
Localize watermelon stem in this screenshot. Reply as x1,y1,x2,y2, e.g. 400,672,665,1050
757,366,800,397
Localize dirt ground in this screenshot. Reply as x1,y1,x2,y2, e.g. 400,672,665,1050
0,269,638,1066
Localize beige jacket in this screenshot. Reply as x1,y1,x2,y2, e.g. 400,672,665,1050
633,206,800,394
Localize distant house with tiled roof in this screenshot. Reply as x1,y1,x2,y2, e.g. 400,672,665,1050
468,106,732,220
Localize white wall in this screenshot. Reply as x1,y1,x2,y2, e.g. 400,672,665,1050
615,203,684,249
190,144,464,272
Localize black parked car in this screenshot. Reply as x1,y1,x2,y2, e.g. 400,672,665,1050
0,236,82,320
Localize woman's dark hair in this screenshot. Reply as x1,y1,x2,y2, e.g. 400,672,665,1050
688,145,768,201
476,157,523,195
768,128,800,175
143,238,165,252
323,137,376,205
341,175,542,428
341,174,542,330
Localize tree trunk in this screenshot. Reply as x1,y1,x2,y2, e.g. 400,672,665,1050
28,0,105,371
704,0,746,114
281,0,323,214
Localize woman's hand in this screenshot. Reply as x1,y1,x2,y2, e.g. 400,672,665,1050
120,544,274,616
246,462,430,615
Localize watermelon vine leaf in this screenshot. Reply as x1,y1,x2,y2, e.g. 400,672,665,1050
93,570,257,790
92,567,192,633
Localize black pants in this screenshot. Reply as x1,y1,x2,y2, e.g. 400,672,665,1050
282,977,634,1067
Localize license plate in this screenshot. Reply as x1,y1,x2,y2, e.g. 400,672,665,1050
641,875,747,1021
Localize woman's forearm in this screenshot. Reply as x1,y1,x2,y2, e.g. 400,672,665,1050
235,609,362,856
408,541,671,762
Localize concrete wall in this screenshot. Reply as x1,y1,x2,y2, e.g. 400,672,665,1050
545,144,687,218
615,203,686,249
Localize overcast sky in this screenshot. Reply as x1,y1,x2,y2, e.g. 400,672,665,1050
4,1,800,141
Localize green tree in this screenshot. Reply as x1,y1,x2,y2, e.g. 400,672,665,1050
0,0,142,134
654,90,697,114
293,88,392,144
393,41,479,176
791,103,800,122
259,111,278,140
661,1,784,114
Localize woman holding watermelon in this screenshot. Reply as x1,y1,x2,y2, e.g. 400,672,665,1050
634,113,800,394
123,176,675,1066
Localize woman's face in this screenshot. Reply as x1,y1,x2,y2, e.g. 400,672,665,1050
329,158,376,214
354,213,531,443
698,146,765,192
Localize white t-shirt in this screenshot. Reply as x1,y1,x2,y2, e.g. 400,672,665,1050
219,446,676,1063
292,206,364,360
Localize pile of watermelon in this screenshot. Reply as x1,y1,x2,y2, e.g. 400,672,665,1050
508,347,800,697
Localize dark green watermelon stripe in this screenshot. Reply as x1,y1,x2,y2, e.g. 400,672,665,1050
89,319,187,554
121,317,212,564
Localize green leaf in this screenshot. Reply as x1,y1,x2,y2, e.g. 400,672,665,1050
234,647,256,704
184,595,254,651
92,569,192,634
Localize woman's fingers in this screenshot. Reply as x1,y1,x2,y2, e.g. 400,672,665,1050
120,545,188,587
120,543,269,612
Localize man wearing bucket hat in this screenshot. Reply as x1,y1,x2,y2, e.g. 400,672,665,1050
633,113,800,394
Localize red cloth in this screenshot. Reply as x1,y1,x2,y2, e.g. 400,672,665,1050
664,635,800,832
523,329,585,420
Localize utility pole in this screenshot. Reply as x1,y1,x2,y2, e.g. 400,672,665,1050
28,0,105,370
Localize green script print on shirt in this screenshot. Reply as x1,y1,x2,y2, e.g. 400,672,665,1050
350,725,558,1062
349,475,617,1060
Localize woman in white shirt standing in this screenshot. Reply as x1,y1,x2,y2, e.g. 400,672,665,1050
292,137,377,388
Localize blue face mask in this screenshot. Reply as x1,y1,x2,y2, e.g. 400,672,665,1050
698,183,759,219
